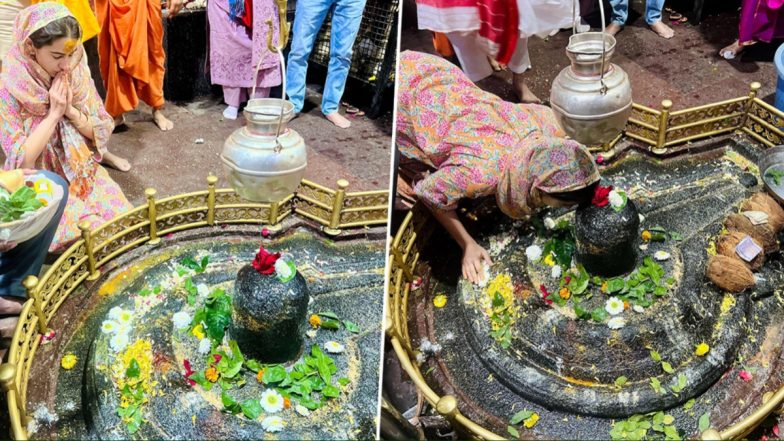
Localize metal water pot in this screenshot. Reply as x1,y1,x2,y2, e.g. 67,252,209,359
550,26,632,146
220,98,307,203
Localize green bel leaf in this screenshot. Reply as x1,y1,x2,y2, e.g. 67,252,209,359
507,426,520,438
126,358,140,378
240,399,263,419
661,361,674,374
510,409,534,425
698,412,711,433
614,376,628,387
650,350,662,362
343,320,360,334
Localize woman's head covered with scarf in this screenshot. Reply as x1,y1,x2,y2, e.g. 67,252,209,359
496,136,601,219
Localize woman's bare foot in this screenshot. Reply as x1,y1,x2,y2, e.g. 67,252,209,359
100,151,131,172
152,109,174,131
488,56,503,72
112,114,127,132
719,40,751,60
650,21,674,39
605,22,623,36
325,112,351,128
513,73,541,104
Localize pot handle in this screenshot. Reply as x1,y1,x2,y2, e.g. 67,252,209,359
572,0,608,94
250,19,288,153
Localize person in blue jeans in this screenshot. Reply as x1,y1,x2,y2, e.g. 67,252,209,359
0,170,68,333
285,0,367,129
605,0,674,39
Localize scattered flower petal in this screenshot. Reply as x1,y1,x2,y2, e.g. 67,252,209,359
524,412,540,428
654,251,671,261
172,311,192,330
550,265,562,279
739,370,752,382
525,245,542,262
632,304,645,313
605,297,624,316
544,217,556,229
433,294,447,308
324,341,345,354
109,333,130,352
261,389,284,413
695,342,710,356
295,404,310,417
197,283,209,298
607,316,626,329
197,338,211,354
543,253,556,266
60,353,77,370
191,324,205,340
305,329,317,338
261,227,270,237
261,415,286,432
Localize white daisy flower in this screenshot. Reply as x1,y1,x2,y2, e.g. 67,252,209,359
275,258,294,280
260,389,284,413
172,311,191,330
551,265,562,279
261,415,285,432
324,341,345,354
197,283,209,298
632,304,645,313
115,322,132,337
605,297,624,316
525,245,542,262
117,310,133,324
197,338,211,354
543,217,556,230
109,333,129,352
608,190,625,209
305,329,317,339
294,404,310,417
108,306,124,321
101,320,118,334
654,251,671,261
607,316,626,330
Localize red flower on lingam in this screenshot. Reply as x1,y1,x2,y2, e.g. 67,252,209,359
212,354,222,365
252,245,280,275
592,185,614,207
539,284,553,305
183,359,196,386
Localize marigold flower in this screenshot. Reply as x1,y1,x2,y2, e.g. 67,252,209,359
641,230,652,242
205,366,219,382
256,369,264,383
283,397,291,409
601,281,608,293
60,353,77,370
309,314,321,328
623,300,630,310
559,287,570,300
695,342,710,356
524,412,540,428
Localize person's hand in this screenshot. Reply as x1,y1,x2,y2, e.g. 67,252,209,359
165,0,184,18
0,241,17,253
48,74,68,119
462,241,492,284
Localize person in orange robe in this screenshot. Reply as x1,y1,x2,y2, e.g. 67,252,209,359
95,0,183,137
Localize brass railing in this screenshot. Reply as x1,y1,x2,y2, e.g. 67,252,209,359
387,83,784,440
0,176,388,440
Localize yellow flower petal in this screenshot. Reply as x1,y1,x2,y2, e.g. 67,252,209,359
433,295,447,308
695,342,710,356
523,412,539,428
60,353,77,370
543,254,555,266
191,324,205,340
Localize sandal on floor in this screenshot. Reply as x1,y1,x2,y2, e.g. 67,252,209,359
345,105,365,117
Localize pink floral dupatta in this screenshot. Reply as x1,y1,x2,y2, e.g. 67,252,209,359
1,2,113,199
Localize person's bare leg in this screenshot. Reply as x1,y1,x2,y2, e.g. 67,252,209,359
0,296,23,315
512,72,541,104
605,22,623,36
152,107,174,131
113,113,126,128
324,111,351,128
649,20,674,39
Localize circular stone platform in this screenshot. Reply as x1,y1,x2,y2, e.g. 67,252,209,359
409,143,784,439
24,225,385,440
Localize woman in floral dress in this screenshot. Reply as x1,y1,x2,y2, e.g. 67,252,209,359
396,51,600,283
0,2,132,252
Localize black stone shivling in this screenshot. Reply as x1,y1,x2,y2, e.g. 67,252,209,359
230,265,309,363
574,199,640,277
